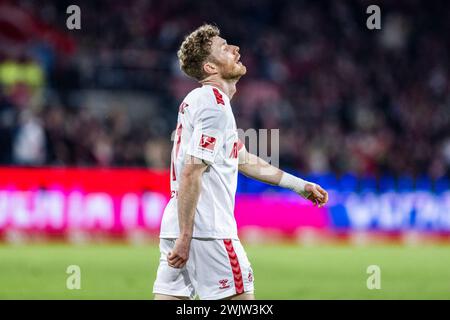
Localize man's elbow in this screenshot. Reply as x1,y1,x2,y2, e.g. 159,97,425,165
181,168,200,181
181,160,208,181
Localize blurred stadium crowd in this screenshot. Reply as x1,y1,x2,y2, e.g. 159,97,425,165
0,0,449,180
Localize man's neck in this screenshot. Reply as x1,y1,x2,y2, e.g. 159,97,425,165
200,77,239,100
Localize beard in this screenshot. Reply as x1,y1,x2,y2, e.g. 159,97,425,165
220,61,247,80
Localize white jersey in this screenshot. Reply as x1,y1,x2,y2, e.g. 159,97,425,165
159,85,244,240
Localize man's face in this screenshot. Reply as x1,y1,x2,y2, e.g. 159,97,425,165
207,36,247,80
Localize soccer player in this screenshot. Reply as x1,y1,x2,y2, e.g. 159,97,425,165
153,24,328,300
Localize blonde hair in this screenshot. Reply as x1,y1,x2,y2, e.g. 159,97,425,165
177,24,220,80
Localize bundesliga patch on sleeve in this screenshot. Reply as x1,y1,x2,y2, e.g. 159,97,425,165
199,134,216,152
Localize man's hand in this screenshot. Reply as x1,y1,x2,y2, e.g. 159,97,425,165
167,236,191,269
305,183,329,208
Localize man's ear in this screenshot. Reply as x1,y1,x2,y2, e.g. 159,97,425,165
203,61,217,76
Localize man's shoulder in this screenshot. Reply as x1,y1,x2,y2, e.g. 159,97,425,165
183,86,223,111
184,86,214,102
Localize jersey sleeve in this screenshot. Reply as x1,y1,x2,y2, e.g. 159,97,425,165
237,139,246,165
185,94,226,165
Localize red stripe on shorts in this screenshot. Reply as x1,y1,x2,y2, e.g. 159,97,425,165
223,239,244,294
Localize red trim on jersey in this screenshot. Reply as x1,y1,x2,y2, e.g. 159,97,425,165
223,239,244,294
178,102,189,114
172,123,183,181
237,139,244,151
175,123,183,157
229,142,238,159
171,161,176,181
213,88,225,105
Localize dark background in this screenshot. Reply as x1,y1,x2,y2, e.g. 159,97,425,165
0,0,449,182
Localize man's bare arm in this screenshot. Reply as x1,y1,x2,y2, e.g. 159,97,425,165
238,150,283,185
167,155,208,269
178,156,208,238
238,148,328,207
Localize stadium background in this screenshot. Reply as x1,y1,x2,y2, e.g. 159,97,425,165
0,0,449,299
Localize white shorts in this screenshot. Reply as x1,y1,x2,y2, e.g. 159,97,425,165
153,238,254,300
